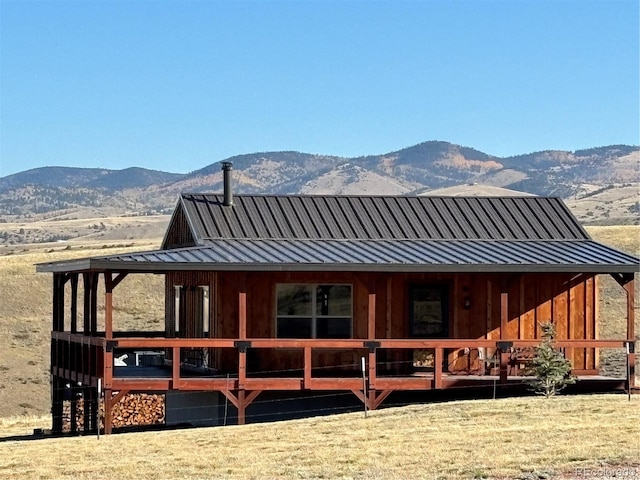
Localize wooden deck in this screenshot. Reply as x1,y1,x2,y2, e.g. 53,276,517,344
50,332,636,432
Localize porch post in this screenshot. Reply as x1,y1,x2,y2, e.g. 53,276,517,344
237,273,247,422
90,273,99,335
83,273,92,335
624,277,635,390
499,282,509,384
70,274,78,333
104,272,113,340
367,289,377,398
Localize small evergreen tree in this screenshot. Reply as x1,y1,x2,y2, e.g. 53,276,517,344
525,323,576,398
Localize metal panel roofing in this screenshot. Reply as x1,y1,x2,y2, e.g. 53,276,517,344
173,194,589,244
37,239,640,274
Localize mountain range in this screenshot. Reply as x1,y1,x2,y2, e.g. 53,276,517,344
1,141,638,224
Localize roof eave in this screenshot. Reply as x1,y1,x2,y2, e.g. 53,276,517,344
35,260,640,275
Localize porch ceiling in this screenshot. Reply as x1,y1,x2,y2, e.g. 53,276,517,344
36,238,640,274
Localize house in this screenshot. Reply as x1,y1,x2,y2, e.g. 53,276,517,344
38,162,639,434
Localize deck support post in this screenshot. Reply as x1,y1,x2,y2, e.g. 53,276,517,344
51,376,64,433
434,347,443,389
70,384,78,434
82,386,91,433
104,388,113,435
220,389,261,425
351,389,392,411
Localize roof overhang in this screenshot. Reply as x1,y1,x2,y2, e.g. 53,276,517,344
36,238,640,275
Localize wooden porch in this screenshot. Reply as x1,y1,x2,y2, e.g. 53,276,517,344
51,332,636,433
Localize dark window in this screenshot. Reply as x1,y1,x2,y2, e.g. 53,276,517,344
276,284,352,338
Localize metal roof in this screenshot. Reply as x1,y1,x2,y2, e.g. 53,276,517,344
37,239,640,274
169,194,589,245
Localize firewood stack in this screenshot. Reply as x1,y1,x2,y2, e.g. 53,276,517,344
62,393,165,431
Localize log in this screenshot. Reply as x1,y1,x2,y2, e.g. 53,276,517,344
62,392,165,431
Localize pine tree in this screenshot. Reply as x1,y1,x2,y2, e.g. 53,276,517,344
525,323,576,398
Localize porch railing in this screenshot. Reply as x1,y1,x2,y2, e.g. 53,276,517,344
51,332,636,393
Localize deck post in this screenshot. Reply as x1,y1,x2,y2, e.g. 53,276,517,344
304,346,312,387
172,346,181,388
51,376,64,433
434,347,443,389
237,390,246,425
82,386,91,433
104,389,113,435
70,384,78,433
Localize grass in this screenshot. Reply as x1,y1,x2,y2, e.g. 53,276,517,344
0,395,639,479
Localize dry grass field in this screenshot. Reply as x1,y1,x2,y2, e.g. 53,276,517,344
0,395,639,479
0,239,165,417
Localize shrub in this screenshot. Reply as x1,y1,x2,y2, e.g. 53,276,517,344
525,323,576,398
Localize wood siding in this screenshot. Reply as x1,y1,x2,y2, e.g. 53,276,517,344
165,271,598,374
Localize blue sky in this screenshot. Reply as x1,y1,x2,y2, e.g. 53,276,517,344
1,0,638,177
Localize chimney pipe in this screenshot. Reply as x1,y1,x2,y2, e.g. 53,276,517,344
221,162,233,206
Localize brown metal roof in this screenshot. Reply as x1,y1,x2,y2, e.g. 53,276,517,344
164,194,589,247
37,239,640,274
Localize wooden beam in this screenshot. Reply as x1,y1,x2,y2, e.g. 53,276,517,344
110,389,130,406
372,390,393,410
110,272,128,290
219,389,240,409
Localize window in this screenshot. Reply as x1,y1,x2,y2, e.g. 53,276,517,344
276,284,352,338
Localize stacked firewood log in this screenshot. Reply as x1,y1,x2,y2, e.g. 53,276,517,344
62,393,165,431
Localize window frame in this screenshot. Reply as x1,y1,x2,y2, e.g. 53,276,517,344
275,283,353,339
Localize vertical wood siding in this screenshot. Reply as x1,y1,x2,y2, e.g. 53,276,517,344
166,270,597,374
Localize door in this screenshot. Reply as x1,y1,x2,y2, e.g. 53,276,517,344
409,285,449,370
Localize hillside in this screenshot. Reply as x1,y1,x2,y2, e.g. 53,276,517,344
0,141,638,229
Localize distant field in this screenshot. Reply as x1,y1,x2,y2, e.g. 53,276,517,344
0,224,637,419
0,395,638,479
